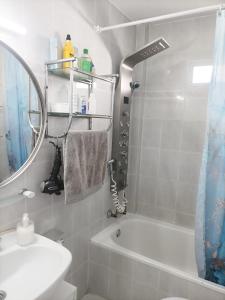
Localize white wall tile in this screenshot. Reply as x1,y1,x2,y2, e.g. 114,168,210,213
158,150,180,180
176,183,197,215
178,152,201,184
140,147,159,177
161,120,182,150
138,175,157,204
181,121,206,153
142,119,162,148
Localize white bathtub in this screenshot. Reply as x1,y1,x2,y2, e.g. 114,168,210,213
91,214,225,298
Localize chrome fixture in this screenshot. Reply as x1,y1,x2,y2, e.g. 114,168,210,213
96,5,225,32
112,38,170,191
130,81,140,90
108,160,127,215
107,208,126,218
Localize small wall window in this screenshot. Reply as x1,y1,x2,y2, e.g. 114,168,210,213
192,65,213,84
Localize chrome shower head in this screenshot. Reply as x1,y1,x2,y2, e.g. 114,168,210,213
123,37,170,69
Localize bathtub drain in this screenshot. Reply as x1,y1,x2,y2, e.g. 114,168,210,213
0,291,6,300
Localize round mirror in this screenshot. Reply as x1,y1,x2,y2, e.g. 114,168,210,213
0,41,46,187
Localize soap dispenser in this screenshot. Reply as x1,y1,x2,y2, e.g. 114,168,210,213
17,213,35,246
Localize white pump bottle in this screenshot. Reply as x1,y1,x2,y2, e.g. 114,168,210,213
16,213,35,246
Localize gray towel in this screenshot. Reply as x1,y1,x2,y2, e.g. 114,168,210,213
64,130,108,204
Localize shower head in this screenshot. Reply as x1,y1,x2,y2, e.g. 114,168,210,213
123,37,170,69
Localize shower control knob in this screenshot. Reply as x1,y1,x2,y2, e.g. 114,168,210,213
126,122,130,128
122,111,129,117
120,131,129,137
119,141,128,148
120,121,124,127
120,151,127,158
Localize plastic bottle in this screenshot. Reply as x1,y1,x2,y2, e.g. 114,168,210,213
49,34,61,70
88,92,96,114
79,48,93,73
80,95,87,114
63,34,75,69
16,213,35,246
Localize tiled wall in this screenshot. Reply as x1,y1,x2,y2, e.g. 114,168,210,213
0,1,135,299
128,15,216,228
89,242,225,300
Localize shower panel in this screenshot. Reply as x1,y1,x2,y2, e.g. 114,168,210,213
112,38,170,191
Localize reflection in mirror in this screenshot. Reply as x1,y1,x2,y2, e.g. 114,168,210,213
0,45,41,183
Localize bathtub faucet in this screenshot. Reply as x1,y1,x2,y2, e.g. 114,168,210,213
107,206,127,218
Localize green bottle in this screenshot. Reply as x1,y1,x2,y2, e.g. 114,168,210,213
79,48,93,73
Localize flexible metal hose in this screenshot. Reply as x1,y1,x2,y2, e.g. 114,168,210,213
110,173,127,213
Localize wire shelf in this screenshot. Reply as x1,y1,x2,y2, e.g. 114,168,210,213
44,58,117,138
30,110,112,119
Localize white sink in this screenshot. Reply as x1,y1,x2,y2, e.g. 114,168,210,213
0,232,72,300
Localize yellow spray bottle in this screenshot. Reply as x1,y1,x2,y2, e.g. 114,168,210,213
63,34,75,69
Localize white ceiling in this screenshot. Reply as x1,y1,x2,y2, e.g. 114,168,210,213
109,0,224,20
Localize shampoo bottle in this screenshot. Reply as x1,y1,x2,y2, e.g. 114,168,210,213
79,48,93,73
63,34,75,69
17,213,35,246
88,92,96,114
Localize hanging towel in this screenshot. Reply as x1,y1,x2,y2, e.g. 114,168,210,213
63,130,108,204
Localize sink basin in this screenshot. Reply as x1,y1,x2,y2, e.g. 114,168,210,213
0,231,72,300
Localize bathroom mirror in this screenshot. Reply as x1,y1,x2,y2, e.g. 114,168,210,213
0,40,46,187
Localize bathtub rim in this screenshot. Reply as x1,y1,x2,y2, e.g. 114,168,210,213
91,213,225,295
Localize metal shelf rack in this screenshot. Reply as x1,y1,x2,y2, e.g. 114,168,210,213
43,58,118,139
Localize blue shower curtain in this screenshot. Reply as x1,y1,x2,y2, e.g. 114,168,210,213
3,50,32,172
196,10,225,285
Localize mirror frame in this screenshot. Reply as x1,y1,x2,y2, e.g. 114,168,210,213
0,40,46,188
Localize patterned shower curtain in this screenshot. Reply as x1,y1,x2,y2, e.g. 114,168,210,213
195,10,225,285
3,50,32,172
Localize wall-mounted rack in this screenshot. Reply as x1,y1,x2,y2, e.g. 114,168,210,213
43,58,118,139
30,110,112,119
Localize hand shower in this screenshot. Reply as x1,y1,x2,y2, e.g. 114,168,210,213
108,160,127,215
